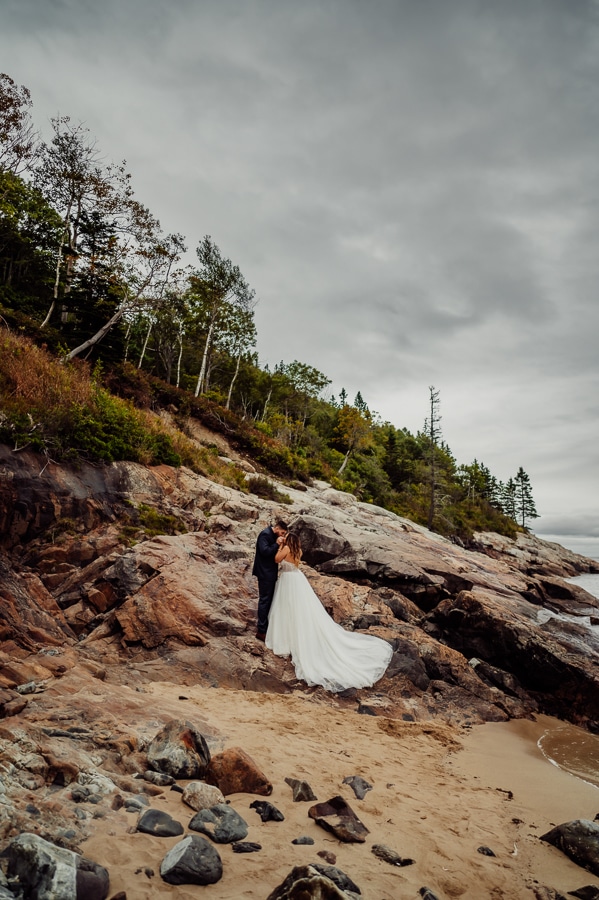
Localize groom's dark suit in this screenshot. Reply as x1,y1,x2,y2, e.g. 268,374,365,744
252,525,280,635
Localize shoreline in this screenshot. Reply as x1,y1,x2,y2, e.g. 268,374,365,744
81,686,599,899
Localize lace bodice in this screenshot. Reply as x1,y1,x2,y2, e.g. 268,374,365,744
279,559,300,573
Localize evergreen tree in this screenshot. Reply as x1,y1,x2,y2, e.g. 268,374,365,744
354,391,368,413
514,467,539,528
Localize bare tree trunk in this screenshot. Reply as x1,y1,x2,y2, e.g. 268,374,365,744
261,387,273,421
176,331,183,388
138,320,152,368
194,317,216,397
338,448,351,475
226,351,242,410
65,306,124,360
41,225,68,328
123,320,132,361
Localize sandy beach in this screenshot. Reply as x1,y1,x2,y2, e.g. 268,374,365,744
81,685,599,899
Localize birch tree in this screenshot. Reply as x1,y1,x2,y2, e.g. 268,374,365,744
34,117,135,329
190,236,255,397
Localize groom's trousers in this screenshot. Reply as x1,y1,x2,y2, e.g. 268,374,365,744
257,578,277,634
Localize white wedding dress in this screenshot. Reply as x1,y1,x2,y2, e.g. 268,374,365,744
266,560,393,692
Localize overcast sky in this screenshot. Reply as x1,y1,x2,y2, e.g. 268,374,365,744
2,0,598,539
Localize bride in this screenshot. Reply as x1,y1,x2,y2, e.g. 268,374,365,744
266,532,393,692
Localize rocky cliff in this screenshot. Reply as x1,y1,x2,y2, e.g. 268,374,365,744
1,441,598,731
1,441,599,893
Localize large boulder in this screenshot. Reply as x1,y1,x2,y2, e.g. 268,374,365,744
3,832,109,900
182,781,225,811
114,534,251,648
267,864,361,899
146,720,211,779
541,820,599,875
189,803,249,843
160,834,223,885
205,746,272,796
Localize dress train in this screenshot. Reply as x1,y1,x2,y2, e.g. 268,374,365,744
266,561,392,692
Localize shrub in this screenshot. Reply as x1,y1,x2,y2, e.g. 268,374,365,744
247,475,292,505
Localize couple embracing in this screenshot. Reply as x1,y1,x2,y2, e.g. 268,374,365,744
252,521,392,693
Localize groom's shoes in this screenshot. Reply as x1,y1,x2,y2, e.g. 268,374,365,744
255,632,266,642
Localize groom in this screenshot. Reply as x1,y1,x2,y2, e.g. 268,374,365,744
252,519,288,641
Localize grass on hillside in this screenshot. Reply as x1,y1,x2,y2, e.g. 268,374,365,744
0,331,246,490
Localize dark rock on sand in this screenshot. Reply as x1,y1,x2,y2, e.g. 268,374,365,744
568,887,599,899
249,800,285,822
189,803,249,843
285,777,317,801
342,775,372,800
232,842,262,853
308,796,369,843
541,820,599,876
137,808,184,837
292,836,315,845
371,843,414,866
160,834,223,886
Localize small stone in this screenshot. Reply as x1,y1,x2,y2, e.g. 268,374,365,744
137,809,184,837
342,776,373,800
124,796,150,812
292,836,315,845
372,843,414,866
71,786,91,803
143,770,175,787
232,842,262,853
317,850,336,864
285,777,317,802
477,846,496,857
420,889,441,900
15,681,38,695
249,800,285,822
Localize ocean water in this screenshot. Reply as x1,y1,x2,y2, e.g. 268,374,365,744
531,532,599,782
535,532,599,562
535,532,599,600
568,572,599,600
538,723,599,789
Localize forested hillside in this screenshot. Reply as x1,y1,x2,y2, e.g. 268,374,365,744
0,73,538,539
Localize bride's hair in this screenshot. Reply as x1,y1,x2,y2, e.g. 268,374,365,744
285,532,301,560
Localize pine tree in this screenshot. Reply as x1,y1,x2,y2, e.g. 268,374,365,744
500,478,517,519
514,467,539,528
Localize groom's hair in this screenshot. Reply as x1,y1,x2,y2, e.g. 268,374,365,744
274,520,289,531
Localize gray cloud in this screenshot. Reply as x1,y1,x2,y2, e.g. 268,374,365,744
2,0,599,536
